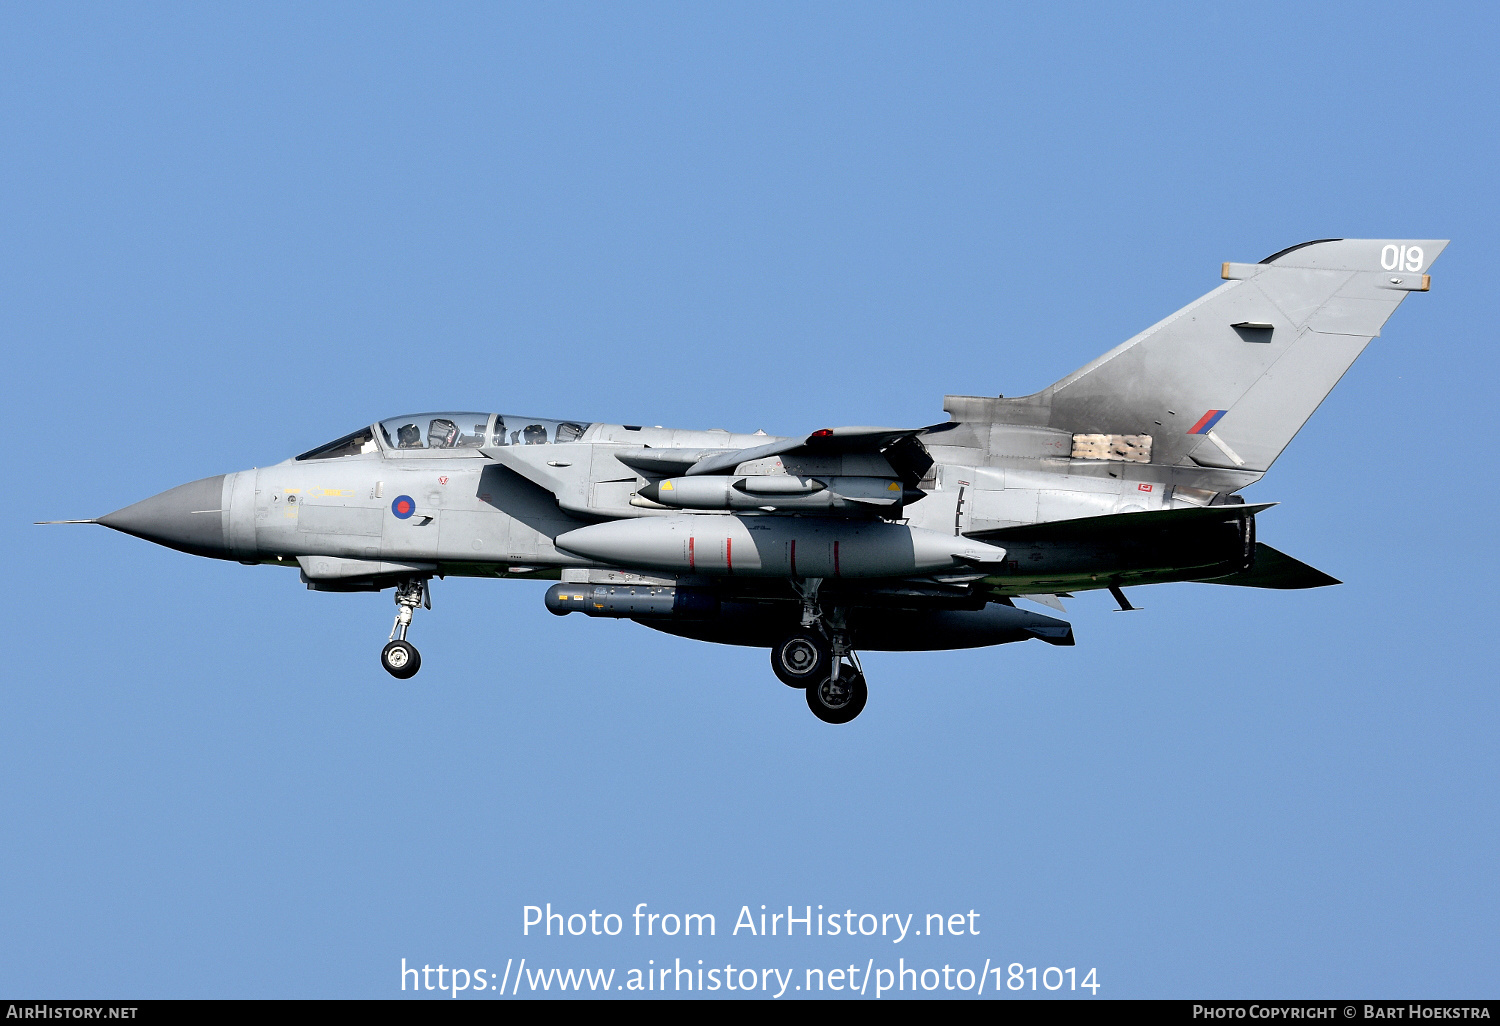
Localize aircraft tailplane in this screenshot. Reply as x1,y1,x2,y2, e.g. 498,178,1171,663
960,239,1448,473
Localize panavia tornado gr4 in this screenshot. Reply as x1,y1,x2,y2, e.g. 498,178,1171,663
52,238,1446,722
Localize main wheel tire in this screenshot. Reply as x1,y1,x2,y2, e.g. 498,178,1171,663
806,670,868,724
771,631,831,688
381,640,421,679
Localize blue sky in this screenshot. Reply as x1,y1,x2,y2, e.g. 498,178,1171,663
2,2,1495,999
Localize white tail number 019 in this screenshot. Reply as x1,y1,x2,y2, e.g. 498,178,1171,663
1381,244,1424,272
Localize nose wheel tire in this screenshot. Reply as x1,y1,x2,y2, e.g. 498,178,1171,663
381,640,421,679
806,670,867,724
771,631,832,688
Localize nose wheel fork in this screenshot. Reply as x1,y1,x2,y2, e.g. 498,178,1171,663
381,577,430,679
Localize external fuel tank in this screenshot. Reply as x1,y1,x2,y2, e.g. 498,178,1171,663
553,514,1006,578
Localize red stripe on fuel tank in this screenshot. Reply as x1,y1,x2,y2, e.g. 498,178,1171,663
726,537,732,573
688,536,695,570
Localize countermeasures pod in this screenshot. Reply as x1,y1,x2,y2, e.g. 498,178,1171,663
544,583,719,619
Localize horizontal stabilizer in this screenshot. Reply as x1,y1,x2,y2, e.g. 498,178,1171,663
966,502,1275,543
1196,542,1340,589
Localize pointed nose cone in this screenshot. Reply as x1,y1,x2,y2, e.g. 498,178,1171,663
98,475,230,558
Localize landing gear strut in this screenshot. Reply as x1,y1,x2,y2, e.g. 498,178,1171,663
381,577,429,679
772,578,869,723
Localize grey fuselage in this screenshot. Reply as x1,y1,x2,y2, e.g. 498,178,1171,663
114,412,1252,600
94,239,1447,656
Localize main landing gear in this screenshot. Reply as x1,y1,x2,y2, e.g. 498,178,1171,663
771,578,869,724
381,577,430,679
805,661,868,725
771,631,830,687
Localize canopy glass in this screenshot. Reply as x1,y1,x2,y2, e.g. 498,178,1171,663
298,413,593,460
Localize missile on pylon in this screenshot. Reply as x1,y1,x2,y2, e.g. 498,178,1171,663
636,475,918,513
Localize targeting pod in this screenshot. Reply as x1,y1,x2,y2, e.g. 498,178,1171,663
545,582,719,619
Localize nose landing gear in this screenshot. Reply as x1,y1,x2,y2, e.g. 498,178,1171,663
381,639,420,678
381,577,430,679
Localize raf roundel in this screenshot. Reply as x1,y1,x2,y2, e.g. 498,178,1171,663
390,495,416,520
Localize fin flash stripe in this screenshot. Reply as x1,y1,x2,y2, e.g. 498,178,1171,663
1187,410,1228,435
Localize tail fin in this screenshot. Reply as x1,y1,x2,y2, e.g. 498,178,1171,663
1197,542,1341,590
975,239,1447,473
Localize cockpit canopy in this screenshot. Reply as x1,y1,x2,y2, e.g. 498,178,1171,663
379,412,592,449
295,412,593,460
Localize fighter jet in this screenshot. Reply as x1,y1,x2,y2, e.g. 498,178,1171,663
47,238,1445,722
